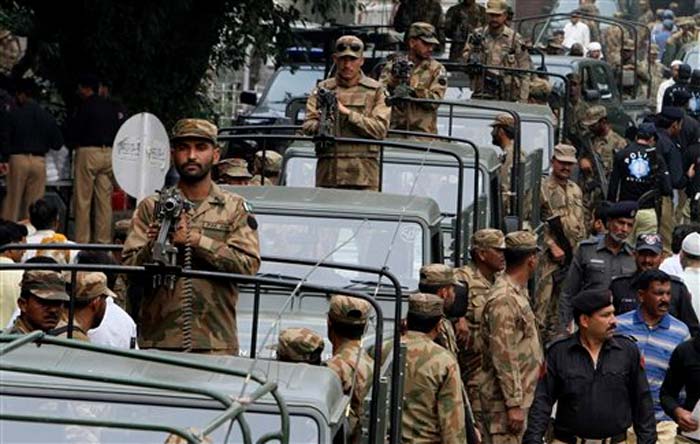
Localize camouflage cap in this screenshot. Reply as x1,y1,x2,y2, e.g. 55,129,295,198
489,113,514,128
276,327,324,362
408,293,444,317
171,119,218,144
335,35,364,59
217,158,252,179
75,272,117,302
471,228,506,250
649,43,660,55
529,77,551,98
20,270,69,301
328,295,370,325
622,38,635,51
254,150,283,174
505,230,539,251
406,22,440,45
553,143,577,163
581,105,607,126
419,264,458,287
678,16,695,27
578,4,596,13
485,0,508,14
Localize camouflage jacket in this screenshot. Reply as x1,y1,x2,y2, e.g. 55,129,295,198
122,183,261,353
436,316,459,356
379,57,447,134
454,263,497,384
326,340,374,443
479,275,543,411
463,25,532,102
401,330,467,444
592,129,627,175
540,176,586,254
444,2,487,60
663,32,696,65
52,319,90,342
393,0,444,41
7,316,33,334
302,74,391,158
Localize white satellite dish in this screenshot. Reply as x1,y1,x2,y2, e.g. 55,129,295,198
112,113,170,203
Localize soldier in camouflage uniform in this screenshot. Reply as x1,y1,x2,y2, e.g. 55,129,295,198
380,22,447,134
275,327,324,365
615,39,650,100
215,158,252,186
535,145,586,343
490,114,526,214
662,17,697,66
445,0,487,61
462,0,532,102
302,36,391,191
454,228,506,432
53,272,111,341
250,150,282,186
602,12,629,67
401,293,467,444
418,263,462,356
564,73,590,148
478,230,544,444
7,270,68,334
581,105,627,176
122,118,261,355
326,295,374,444
393,0,444,48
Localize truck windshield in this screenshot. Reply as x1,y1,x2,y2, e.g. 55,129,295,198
259,66,324,114
1,395,320,443
257,213,424,290
283,156,482,215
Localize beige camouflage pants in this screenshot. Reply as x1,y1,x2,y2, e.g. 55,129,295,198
316,156,379,191
534,254,563,345
481,408,529,444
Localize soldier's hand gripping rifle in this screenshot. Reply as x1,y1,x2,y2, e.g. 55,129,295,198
385,56,414,106
464,32,503,99
546,215,574,286
151,187,193,288
317,87,337,140
572,132,608,197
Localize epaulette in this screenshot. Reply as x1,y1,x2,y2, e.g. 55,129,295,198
359,75,381,89
545,334,574,351
613,333,638,343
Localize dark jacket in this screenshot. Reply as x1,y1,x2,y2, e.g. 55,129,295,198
0,99,63,160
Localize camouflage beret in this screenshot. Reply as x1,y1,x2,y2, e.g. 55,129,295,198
505,230,539,251
335,35,364,58
485,0,508,14
328,295,370,325
217,158,252,179
581,105,607,126
407,22,439,45
276,327,324,362
553,144,577,163
622,38,635,51
471,228,506,250
254,150,283,174
419,263,458,287
489,113,514,128
20,270,69,301
408,293,444,317
529,78,551,98
75,272,117,302
171,119,218,144
677,16,695,27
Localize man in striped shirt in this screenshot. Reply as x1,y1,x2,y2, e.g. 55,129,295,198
617,269,691,444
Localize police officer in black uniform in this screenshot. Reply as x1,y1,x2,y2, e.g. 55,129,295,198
558,201,638,332
524,289,657,444
609,233,700,336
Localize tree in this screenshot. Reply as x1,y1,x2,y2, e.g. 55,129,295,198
0,0,317,126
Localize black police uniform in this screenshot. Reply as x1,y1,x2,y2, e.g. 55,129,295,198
610,272,700,336
559,236,635,330
607,141,672,204
523,333,657,444
660,335,700,431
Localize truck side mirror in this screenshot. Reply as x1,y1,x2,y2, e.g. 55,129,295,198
239,91,258,106
583,89,601,101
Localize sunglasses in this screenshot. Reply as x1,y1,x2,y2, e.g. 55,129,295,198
336,43,362,53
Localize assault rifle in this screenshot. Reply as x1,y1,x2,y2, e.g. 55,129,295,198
546,215,573,274
317,87,337,140
570,132,608,198
386,56,414,106
151,187,193,288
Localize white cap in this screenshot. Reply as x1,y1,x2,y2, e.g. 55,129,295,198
671,60,683,67
587,42,602,51
681,232,700,256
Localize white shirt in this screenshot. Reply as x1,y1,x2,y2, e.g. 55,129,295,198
660,254,685,280
681,267,700,321
22,229,79,263
0,256,22,327
656,78,675,113
88,297,138,349
45,146,71,183
563,21,590,49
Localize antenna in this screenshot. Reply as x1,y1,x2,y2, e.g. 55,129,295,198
112,112,170,203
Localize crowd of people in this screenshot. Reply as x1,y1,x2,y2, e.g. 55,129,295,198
1,0,700,443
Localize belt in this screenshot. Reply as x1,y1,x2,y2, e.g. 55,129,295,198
554,432,626,444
